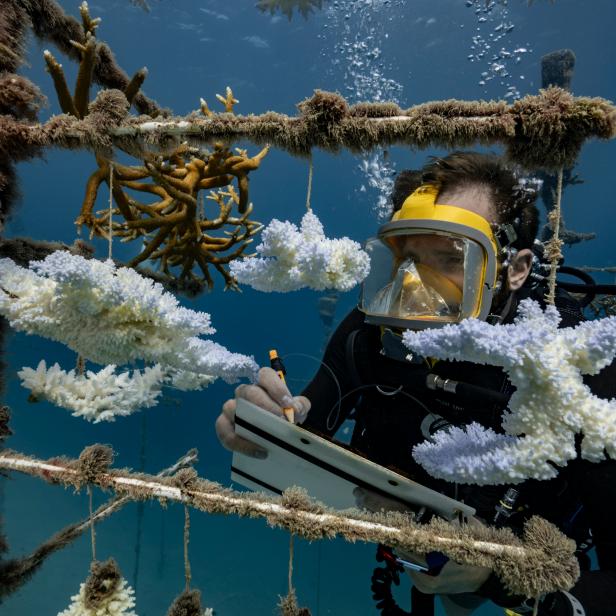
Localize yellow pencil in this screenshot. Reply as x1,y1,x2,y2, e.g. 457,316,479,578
269,349,294,423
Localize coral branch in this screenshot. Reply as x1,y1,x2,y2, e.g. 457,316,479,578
403,300,616,484
43,50,78,117
0,449,579,599
71,33,97,119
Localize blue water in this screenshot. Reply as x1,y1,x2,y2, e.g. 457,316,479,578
1,0,616,614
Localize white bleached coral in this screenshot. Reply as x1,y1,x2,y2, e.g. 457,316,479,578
402,299,616,485
18,360,166,423
229,210,370,292
0,253,258,384
58,573,136,616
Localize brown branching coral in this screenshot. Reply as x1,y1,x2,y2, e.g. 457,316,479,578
5,0,164,117
39,4,266,290
0,0,163,228
75,142,267,290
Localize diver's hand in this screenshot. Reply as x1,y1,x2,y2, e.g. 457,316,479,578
353,488,491,594
215,367,311,459
407,557,491,595
405,516,491,595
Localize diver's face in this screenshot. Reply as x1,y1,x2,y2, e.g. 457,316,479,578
436,185,533,293
398,234,465,289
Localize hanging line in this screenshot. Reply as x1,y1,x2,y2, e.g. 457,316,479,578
108,162,114,261
545,167,564,306
305,154,313,212
287,533,295,595
184,505,192,592
88,486,96,562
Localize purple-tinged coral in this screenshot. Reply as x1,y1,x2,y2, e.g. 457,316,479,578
403,299,616,484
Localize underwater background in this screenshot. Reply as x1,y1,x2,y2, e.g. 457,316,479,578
1,0,616,614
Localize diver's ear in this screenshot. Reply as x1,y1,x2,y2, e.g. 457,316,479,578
507,248,533,291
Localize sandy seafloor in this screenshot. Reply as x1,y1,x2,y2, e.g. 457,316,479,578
1,0,616,614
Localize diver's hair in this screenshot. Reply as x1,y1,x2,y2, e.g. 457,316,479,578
391,152,539,251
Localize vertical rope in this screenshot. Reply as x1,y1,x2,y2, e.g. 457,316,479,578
532,598,539,616
545,167,564,305
305,155,313,212
288,533,295,594
88,486,96,562
183,505,191,592
108,162,114,261
132,413,147,592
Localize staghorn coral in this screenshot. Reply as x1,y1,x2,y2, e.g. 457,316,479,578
0,252,258,384
230,210,370,292
77,141,267,291
403,299,616,485
40,6,266,290
5,0,164,117
59,559,137,616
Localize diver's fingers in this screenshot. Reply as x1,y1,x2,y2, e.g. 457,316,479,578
293,395,312,424
235,383,284,417
257,367,304,414
222,398,237,422
215,410,268,459
257,367,292,403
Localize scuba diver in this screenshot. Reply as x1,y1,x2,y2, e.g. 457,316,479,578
215,151,616,616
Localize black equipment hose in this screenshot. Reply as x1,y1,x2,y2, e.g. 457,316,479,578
556,266,616,307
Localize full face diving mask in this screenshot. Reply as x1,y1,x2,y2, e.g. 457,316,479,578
359,184,505,330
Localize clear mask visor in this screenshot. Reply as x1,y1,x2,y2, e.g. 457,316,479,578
360,231,487,326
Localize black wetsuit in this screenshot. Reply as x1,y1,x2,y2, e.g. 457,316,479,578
301,288,616,615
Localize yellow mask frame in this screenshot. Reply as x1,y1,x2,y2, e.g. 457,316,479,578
359,184,502,330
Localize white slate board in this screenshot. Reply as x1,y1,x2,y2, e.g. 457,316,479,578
231,397,475,521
